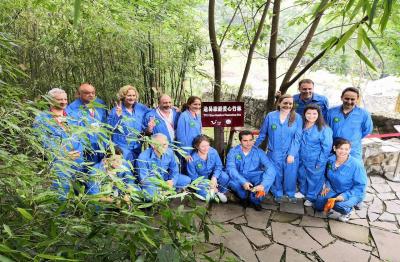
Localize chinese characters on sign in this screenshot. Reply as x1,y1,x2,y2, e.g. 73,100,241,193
201,102,244,127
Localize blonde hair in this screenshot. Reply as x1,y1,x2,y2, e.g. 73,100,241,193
117,85,139,101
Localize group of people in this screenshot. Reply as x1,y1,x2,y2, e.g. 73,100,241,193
34,79,372,222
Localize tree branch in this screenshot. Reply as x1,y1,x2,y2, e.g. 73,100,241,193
219,0,244,47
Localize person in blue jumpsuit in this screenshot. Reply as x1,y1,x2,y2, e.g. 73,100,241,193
327,87,373,160
66,83,108,164
187,135,230,202
255,94,302,203
314,138,367,222
108,85,149,162
136,133,191,199
297,104,333,207
227,130,276,211
176,96,202,156
34,88,84,200
144,94,180,143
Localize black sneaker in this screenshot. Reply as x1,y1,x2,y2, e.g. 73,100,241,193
253,203,262,211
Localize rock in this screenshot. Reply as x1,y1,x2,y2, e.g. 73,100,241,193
353,243,373,252
370,221,398,231
329,220,370,244
370,175,387,184
210,203,244,222
270,212,300,223
316,240,370,262
255,243,284,262
386,200,400,214
280,201,305,215
377,192,396,201
241,226,271,247
230,216,247,225
371,227,400,261
378,212,396,222
266,226,272,236
299,216,327,228
349,219,369,227
372,183,392,193
285,247,311,262
304,227,335,246
368,212,380,222
245,208,271,229
271,222,321,252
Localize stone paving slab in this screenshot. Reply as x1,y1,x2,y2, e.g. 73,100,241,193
316,240,370,262
280,201,305,215
271,222,322,252
349,218,369,227
209,203,244,222
353,243,373,252
378,212,396,222
270,211,300,222
386,200,400,214
371,227,400,261
285,247,311,262
203,248,238,261
241,225,271,247
245,208,271,229
304,227,335,246
230,215,247,225
370,221,399,231
329,220,370,243
368,211,380,222
377,192,396,201
255,243,284,262
299,216,327,227
372,183,392,193
370,176,387,184
368,197,384,213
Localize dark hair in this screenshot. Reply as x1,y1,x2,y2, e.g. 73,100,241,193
298,79,314,88
303,104,326,131
181,96,201,112
333,138,351,149
276,94,296,126
239,130,253,141
341,87,359,98
105,146,123,158
193,135,211,151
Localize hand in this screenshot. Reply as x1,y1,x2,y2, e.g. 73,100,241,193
287,155,294,164
167,180,174,188
185,155,193,162
320,185,330,196
115,101,122,117
68,150,81,160
243,182,253,191
275,90,282,98
210,176,218,189
336,195,344,202
252,185,264,193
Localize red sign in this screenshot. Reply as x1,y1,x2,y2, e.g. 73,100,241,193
201,102,244,127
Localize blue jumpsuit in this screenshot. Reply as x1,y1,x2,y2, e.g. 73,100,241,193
187,147,230,198
315,155,367,215
255,111,303,198
66,98,108,164
108,103,149,162
227,145,276,205
298,125,333,202
143,108,180,143
86,160,136,195
34,112,84,199
136,147,191,198
293,93,329,120
176,110,202,154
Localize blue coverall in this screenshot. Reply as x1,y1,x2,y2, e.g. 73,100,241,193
136,147,191,198
255,111,303,198
34,112,84,199
108,102,149,162
315,155,367,215
327,105,373,160
66,98,108,164
293,93,329,120
187,147,230,198
176,110,202,154
143,108,180,143
86,160,136,195
227,145,276,205
298,125,333,202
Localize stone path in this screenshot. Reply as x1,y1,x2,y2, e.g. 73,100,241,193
198,175,400,262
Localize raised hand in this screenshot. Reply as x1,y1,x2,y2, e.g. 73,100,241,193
116,101,123,117
147,116,156,132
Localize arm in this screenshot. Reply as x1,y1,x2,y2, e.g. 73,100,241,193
317,127,333,167
212,150,223,179
226,149,247,185
107,108,122,129
186,158,199,181
288,116,303,157
361,111,373,138
255,116,268,147
135,157,150,183
260,153,276,190
341,163,367,201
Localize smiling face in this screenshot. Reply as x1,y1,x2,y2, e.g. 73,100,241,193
159,95,173,111
79,84,96,104
305,108,319,124
189,98,202,113
240,134,254,151
197,140,210,155
124,89,137,107
341,91,358,110
299,82,314,100
279,97,293,113
334,143,351,159
51,92,68,110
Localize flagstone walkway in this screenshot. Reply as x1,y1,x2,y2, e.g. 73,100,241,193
198,175,400,262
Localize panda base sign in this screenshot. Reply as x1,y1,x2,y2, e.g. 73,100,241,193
201,102,244,127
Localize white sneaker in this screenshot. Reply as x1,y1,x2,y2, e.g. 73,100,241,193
338,213,351,223
216,192,228,203
304,200,313,207
295,192,305,199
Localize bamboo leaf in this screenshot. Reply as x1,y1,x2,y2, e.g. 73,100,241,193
141,230,157,248
355,50,377,71
36,254,79,261
335,24,358,51
380,0,393,33
73,0,81,27
16,208,33,221
369,0,379,26
0,254,15,262
3,224,13,237
345,0,356,12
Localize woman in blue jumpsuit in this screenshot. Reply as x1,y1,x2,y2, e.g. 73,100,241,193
315,138,367,222
108,85,149,162
255,94,302,203
187,135,230,202
297,104,333,207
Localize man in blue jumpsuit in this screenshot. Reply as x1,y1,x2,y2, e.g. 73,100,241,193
227,130,276,211
326,87,373,160
66,83,108,164
144,94,180,143
136,133,191,199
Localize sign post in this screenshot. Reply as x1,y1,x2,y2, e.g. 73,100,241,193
201,102,244,127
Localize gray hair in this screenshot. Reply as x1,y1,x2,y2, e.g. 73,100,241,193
151,133,168,141
47,88,67,99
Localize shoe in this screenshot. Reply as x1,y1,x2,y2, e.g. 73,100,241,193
355,202,364,210
216,192,228,203
295,192,305,199
304,200,313,207
338,213,351,222
252,203,262,211
288,197,297,204
327,210,341,220
274,196,283,204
